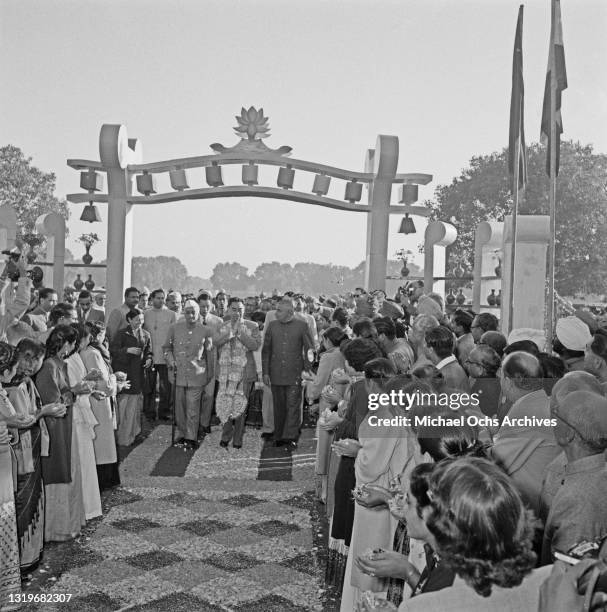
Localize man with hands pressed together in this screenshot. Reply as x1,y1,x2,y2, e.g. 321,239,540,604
215,297,261,449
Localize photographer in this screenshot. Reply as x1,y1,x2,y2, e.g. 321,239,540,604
0,251,34,343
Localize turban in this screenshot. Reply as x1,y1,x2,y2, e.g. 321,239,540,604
507,328,546,350
183,299,200,312
555,316,592,351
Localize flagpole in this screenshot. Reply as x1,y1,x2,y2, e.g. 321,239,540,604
508,141,520,335
546,0,557,352
507,4,525,335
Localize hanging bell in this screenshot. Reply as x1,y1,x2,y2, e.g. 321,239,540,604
344,181,362,203
242,163,258,186
206,164,224,187
398,214,416,234
80,169,104,192
277,166,295,189
312,174,331,196
169,169,189,191
399,184,418,205
136,173,156,196
80,202,102,223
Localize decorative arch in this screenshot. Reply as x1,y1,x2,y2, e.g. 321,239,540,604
67,108,432,309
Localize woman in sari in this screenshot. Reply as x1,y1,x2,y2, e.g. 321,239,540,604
323,340,388,591
0,343,22,611
35,325,88,541
3,339,65,573
110,309,152,446
65,323,102,520
82,321,121,490
306,327,347,502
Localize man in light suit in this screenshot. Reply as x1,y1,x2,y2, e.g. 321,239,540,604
77,290,105,325
215,297,261,448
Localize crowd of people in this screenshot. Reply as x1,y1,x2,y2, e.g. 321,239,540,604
0,253,606,610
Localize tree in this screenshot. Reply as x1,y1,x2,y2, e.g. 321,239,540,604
210,262,252,292
425,141,607,295
0,145,70,240
132,256,188,291
253,261,294,292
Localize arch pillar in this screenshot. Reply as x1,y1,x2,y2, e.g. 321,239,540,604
501,215,550,333
99,125,141,311
424,221,457,298
364,135,398,291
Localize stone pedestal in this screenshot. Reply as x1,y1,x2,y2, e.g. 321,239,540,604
36,213,66,295
501,215,550,333
473,221,503,316
424,221,457,298
0,204,17,253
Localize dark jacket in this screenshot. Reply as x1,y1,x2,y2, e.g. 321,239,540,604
110,326,152,395
262,317,314,385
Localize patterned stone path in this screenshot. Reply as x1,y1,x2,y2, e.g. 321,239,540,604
25,425,326,611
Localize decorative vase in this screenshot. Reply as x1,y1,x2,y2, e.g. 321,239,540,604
85,274,95,291
400,261,410,277
30,266,44,289
494,261,502,278
487,289,497,306
74,274,84,291
456,289,466,305
82,244,92,265
26,245,37,264
446,290,456,305
496,289,502,306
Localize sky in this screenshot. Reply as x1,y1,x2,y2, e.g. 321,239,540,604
1,0,606,280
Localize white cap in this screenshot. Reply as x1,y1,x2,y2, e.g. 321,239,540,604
556,316,592,351
507,328,546,351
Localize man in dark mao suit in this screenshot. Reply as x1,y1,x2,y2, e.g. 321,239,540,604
262,298,314,449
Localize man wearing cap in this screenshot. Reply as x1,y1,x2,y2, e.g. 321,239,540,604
541,389,607,564
163,300,214,449
93,291,106,314
554,316,592,372
138,287,151,311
